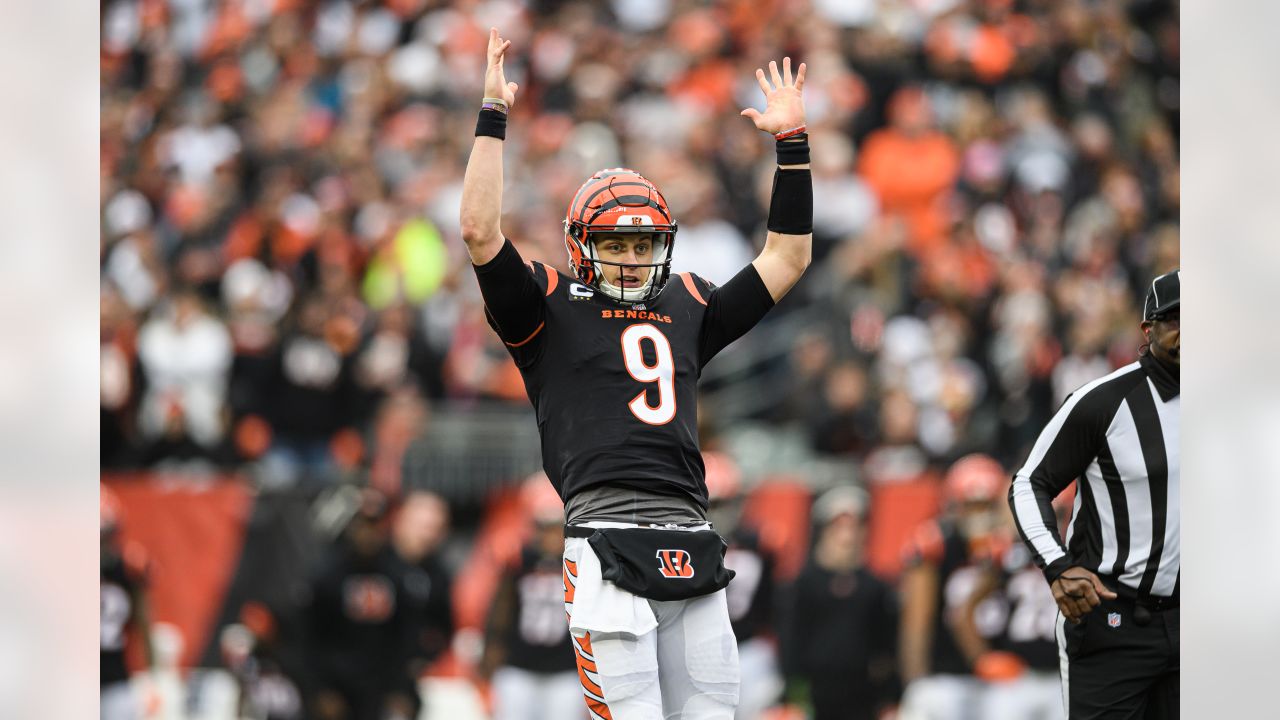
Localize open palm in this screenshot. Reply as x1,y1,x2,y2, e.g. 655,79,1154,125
740,57,807,135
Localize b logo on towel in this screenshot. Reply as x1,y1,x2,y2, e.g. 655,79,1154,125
656,549,695,578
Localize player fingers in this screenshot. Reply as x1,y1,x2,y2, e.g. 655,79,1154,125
1055,597,1078,623
769,60,784,89
783,56,793,86
1091,575,1118,599
1065,595,1088,621
1075,576,1105,604
755,68,772,95
795,62,807,92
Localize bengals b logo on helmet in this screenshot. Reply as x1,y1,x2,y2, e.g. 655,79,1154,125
656,549,695,579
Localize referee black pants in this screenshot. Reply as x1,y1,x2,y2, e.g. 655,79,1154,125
1058,596,1179,719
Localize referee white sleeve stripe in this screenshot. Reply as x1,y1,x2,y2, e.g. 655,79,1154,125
1011,376,1097,567
1110,400,1155,589
1012,477,1067,566
1083,459,1118,573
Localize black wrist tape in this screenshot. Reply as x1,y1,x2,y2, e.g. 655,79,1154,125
767,168,813,235
475,108,507,140
776,133,810,165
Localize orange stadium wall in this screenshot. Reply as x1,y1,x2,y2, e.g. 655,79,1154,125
104,473,254,670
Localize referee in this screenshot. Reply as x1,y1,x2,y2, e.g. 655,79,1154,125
1009,269,1180,719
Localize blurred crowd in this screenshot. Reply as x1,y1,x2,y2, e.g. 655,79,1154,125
101,0,1178,718
100,0,1179,484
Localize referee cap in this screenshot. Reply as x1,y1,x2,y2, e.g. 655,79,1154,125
1143,269,1180,322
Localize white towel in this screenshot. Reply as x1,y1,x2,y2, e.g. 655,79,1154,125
566,535,658,639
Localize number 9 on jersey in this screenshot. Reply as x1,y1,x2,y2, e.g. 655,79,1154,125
620,324,676,425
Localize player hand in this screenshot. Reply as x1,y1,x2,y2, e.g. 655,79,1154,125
1051,566,1117,623
484,27,519,109
740,57,807,135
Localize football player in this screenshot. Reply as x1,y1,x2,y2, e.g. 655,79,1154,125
459,28,812,720
481,475,585,720
101,486,156,720
898,454,1010,720
952,489,1074,720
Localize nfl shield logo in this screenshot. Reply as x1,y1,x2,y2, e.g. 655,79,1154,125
1108,612,1122,628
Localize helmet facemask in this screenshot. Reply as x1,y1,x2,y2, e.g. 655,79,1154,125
582,232,673,303
563,168,677,304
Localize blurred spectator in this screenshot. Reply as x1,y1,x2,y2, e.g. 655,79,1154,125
807,359,878,457
367,386,432,498
260,295,358,486
897,455,1009,720
480,476,583,720
305,490,422,720
102,283,142,467
780,485,898,720
857,87,959,259
390,491,456,679
136,287,233,464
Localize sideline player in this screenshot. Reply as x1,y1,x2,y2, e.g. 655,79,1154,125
101,486,157,720
480,476,585,720
953,492,1073,720
898,454,1009,720
459,27,812,720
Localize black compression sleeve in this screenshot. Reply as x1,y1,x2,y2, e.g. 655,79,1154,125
767,169,813,235
698,265,776,366
472,239,545,354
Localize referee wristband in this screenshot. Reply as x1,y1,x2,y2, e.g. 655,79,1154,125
476,108,507,140
766,168,813,235
776,133,810,166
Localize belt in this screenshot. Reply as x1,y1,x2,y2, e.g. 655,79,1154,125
1118,592,1177,627
1135,594,1178,612
1096,574,1177,626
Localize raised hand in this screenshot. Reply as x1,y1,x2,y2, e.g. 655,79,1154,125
484,27,519,108
740,57,807,136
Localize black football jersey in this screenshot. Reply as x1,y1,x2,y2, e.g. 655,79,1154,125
906,519,1010,676
101,553,142,686
474,240,774,509
990,542,1060,671
501,546,579,674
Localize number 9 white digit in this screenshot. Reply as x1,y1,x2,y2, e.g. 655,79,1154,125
620,324,676,425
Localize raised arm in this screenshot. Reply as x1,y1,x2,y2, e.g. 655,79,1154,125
459,28,520,266
740,57,812,302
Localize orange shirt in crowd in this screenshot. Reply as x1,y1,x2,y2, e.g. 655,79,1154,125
857,129,959,258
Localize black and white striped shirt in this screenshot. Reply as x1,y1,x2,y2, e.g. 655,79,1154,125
1009,353,1180,599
